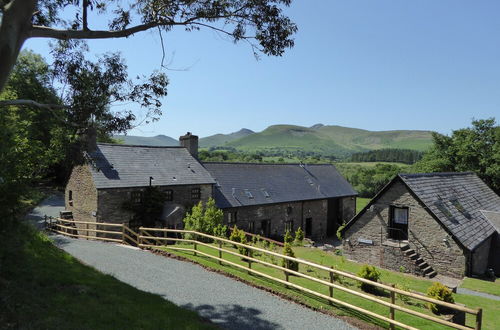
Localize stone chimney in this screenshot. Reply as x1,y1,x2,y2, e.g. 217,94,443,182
85,126,98,152
179,132,198,159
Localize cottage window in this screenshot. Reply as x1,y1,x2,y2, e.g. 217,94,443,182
165,189,173,201
389,206,408,240
131,191,143,204
228,212,237,224
286,206,292,215
191,188,201,200
69,190,73,201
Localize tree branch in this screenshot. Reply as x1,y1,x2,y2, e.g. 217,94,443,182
29,23,160,40
82,0,89,31
0,99,68,110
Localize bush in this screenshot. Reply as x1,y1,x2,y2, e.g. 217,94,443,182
336,223,346,240
426,282,454,314
229,226,250,258
183,198,223,240
284,230,294,244
357,265,381,293
294,227,304,245
213,224,228,238
281,243,299,272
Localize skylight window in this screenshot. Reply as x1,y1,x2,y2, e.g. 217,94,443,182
244,189,254,199
262,189,271,198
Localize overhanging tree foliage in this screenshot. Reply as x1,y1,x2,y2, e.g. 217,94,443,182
413,118,499,193
0,0,297,94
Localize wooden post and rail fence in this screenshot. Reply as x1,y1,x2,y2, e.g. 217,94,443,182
46,217,483,330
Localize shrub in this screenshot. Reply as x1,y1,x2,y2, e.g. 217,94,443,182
183,198,223,240
294,227,304,245
336,223,346,240
426,282,454,314
229,226,250,258
357,265,381,293
284,230,294,244
213,224,228,238
281,243,299,272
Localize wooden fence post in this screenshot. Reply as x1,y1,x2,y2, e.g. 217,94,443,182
475,308,482,330
194,242,197,256
247,250,252,274
329,268,334,305
390,284,396,330
121,225,125,244
138,228,143,247
218,240,222,265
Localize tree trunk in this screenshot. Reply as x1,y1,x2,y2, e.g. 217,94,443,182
0,0,37,92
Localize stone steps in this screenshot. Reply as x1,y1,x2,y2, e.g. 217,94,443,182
400,246,437,278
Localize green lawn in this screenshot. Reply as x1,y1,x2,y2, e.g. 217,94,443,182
0,222,215,329
160,241,495,330
460,277,500,296
356,197,371,214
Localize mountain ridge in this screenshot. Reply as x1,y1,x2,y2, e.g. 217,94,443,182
114,124,434,157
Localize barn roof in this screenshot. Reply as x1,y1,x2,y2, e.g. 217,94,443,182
202,162,357,208
87,144,215,189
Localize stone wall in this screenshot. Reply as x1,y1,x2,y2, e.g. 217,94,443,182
343,179,467,278
65,165,98,236
97,184,213,227
342,196,356,222
223,198,334,241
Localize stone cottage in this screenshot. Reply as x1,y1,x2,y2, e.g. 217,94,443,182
204,162,357,241
65,132,357,241
341,172,500,278
65,134,215,235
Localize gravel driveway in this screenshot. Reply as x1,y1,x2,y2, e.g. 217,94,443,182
33,195,358,330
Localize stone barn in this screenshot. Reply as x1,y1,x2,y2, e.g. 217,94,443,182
341,172,500,278
65,140,215,234
65,132,357,241
204,162,357,241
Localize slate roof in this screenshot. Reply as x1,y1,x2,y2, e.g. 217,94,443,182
398,172,500,251
202,162,357,208
87,144,215,189
480,210,500,233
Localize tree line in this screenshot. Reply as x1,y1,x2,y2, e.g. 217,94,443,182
349,148,424,164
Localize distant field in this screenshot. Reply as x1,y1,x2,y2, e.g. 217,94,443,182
356,197,370,213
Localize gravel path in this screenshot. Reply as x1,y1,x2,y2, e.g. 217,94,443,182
456,288,500,301
31,195,358,330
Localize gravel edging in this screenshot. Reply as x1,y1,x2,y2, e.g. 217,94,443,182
149,248,380,330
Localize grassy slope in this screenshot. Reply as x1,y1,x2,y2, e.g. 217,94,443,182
199,129,255,148
460,277,500,296
113,134,179,146
356,198,371,214
0,222,214,329
225,124,433,157
161,242,497,330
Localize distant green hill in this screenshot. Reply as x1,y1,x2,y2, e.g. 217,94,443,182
112,124,434,158
113,134,179,146
199,128,255,148
225,124,433,158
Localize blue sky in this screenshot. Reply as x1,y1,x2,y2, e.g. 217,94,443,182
24,1,500,138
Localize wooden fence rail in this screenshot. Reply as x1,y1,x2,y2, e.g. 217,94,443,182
45,219,482,330
138,227,482,330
